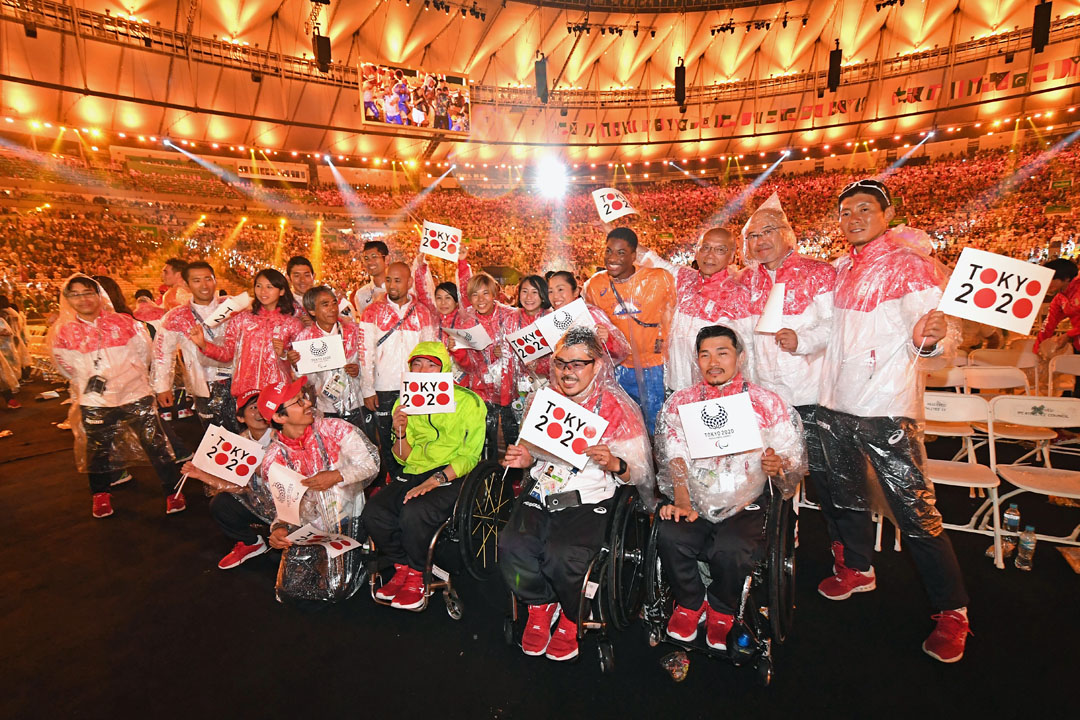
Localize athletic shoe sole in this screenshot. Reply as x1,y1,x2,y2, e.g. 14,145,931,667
391,594,426,610
705,638,727,651
922,643,963,664
218,543,268,570
165,504,187,515
545,647,579,662
666,627,699,642
818,578,876,601
92,509,114,519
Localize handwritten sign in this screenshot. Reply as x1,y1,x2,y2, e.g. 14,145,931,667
535,298,596,348
443,323,493,351
293,335,347,375
508,322,553,363
938,248,1054,335
399,372,456,414
204,292,251,328
519,387,609,469
191,424,265,486
267,463,308,526
592,187,638,223
676,392,763,459
286,523,363,559
420,220,463,262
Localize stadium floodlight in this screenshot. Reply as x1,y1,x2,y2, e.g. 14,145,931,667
535,156,568,198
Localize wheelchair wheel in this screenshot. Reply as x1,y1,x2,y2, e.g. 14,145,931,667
642,504,673,634
456,461,514,580
606,487,650,630
767,497,797,643
597,640,615,674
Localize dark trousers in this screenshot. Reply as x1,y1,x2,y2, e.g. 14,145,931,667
817,407,969,611
326,408,366,431
83,397,180,495
498,496,613,622
360,468,459,570
656,497,767,614
195,378,240,433
209,492,264,545
374,390,402,479
484,401,517,461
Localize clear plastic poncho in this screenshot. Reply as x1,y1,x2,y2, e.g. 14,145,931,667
47,274,173,473
261,418,380,603
294,319,366,416
656,330,806,523
0,316,20,392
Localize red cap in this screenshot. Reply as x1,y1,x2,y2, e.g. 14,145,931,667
257,377,306,423
236,389,260,414
409,354,444,370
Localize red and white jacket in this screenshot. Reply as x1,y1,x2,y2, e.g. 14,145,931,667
152,298,234,397
509,306,551,385
657,373,806,522
454,302,518,405
294,319,366,415
359,297,437,395
198,309,304,399
820,228,955,419
51,312,154,407
741,252,836,408
1035,275,1080,352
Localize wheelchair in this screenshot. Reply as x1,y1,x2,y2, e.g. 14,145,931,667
640,483,797,686
368,460,515,619
502,482,652,672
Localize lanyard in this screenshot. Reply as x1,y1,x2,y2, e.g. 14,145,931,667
277,430,333,472
607,277,659,329
377,305,415,347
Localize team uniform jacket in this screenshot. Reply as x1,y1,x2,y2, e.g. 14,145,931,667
51,312,155,407
454,303,518,405
294,319,366,415
1035,275,1080,352
358,297,437,396
152,298,234,397
198,309,304,399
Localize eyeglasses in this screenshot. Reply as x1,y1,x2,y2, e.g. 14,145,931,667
64,291,98,300
281,397,306,411
744,226,781,243
553,358,596,372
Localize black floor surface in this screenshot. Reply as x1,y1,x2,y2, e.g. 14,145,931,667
1,380,1076,719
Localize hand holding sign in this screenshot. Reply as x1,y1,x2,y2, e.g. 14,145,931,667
508,322,553,363
592,188,638,223
268,463,309,526
191,424,265,486
204,292,252,328
293,335,347,374
399,372,457,414
443,324,493,351
676,392,763,459
519,387,609,469
938,248,1054,335
285,523,362,559
420,220,463,262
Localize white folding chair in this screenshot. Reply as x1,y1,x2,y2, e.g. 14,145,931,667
923,392,1006,568
976,396,1080,548
963,366,1054,466
968,349,1040,396
924,366,978,471
1048,354,1080,397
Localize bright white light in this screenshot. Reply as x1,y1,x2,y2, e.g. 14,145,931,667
536,156,568,198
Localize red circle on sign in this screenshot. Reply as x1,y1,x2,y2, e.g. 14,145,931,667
438,382,449,391
429,229,437,238
553,407,566,420
571,438,587,454
447,244,457,254
547,422,563,439
1026,280,1042,297
611,201,623,211
606,193,615,200
583,426,597,439
1011,298,1034,318
409,382,420,392
525,345,534,355
214,453,228,465
246,456,257,465
979,268,998,284
436,393,450,405
412,394,425,406
236,465,250,477
221,442,232,451
330,540,344,550
973,288,997,309
516,338,525,346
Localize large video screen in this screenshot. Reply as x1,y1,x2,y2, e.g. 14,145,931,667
359,62,470,135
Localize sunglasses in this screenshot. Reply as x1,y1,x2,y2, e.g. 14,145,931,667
553,358,596,372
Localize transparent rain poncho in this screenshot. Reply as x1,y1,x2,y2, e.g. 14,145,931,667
0,316,20,393
293,318,366,417
262,418,380,603
48,274,174,473
656,327,806,523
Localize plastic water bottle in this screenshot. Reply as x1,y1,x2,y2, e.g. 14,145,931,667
1015,526,1037,571
986,504,1020,558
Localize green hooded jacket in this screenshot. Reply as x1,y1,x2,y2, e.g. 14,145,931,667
391,341,487,478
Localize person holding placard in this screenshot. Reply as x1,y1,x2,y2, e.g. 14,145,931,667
1034,258,1080,354
639,227,755,393
584,228,675,435
655,325,805,649
180,390,278,570
499,327,654,662
289,286,365,428
48,275,184,518
189,269,304,403
360,262,437,480
817,179,970,663
361,342,486,609
547,271,630,366
153,261,240,433
352,241,390,317
509,274,553,409
260,378,381,603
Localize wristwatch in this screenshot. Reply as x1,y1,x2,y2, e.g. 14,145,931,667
614,457,628,476
433,470,453,487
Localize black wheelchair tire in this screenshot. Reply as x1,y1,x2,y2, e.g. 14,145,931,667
456,461,514,580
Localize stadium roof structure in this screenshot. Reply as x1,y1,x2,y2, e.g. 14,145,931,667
0,0,1077,167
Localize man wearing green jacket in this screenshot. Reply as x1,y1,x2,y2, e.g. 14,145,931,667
361,341,487,610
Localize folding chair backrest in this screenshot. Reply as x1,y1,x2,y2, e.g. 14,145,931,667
924,391,991,424
924,366,966,390
1049,354,1080,379
969,348,1038,370
1006,338,1036,353
963,366,1031,394
989,395,1080,430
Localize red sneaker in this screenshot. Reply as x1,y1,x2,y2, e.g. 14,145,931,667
818,565,876,600
922,610,971,663
830,541,845,574
166,493,187,515
390,568,426,610
545,612,579,661
666,601,706,642
6,398,21,409
520,603,559,656
705,606,735,651
92,492,113,519
375,564,411,601
217,538,268,569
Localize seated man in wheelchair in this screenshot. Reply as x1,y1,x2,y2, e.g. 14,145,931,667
500,327,654,662
656,325,805,650
361,341,487,609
